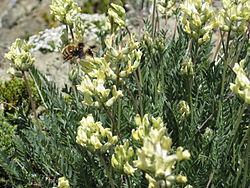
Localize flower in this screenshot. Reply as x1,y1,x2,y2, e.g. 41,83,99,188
4,38,35,71
57,177,70,188
230,60,250,104
157,0,179,18
107,3,126,27
111,140,136,175
180,0,219,43
178,100,191,118
132,114,164,143
218,0,250,34
76,114,118,152
181,57,194,76
133,114,190,187
50,0,81,27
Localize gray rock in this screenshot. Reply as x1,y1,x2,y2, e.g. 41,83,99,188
1,0,40,28
1,5,26,28
32,51,71,88
20,0,40,13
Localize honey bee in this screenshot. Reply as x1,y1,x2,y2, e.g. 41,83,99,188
62,42,94,61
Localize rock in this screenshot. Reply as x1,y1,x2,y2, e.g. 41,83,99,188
32,51,71,88
1,5,26,28
1,0,41,29
20,0,40,13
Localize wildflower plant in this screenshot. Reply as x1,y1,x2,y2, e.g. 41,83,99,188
2,0,250,187
180,0,219,43
219,0,250,34
4,38,39,125
77,4,141,107
133,115,191,187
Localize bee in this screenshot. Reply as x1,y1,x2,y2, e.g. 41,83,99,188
62,42,94,61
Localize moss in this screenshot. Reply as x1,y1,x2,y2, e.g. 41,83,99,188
0,77,40,114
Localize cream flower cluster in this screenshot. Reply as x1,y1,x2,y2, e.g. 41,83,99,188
157,0,179,17
111,141,136,175
77,73,123,107
77,35,141,107
76,114,118,152
181,57,194,76
105,34,142,78
50,0,81,27
4,38,35,71
230,60,250,104
219,0,250,34
53,177,70,188
178,100,191,118
180,0,219,43
132,115,191,187
132,114,164,143
107,3,126,27
73,16,85,42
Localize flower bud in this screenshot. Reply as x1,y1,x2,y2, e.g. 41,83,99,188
112,141,136,175
57,177,70,188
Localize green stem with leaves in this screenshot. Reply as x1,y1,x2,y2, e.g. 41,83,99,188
102,103,123,144
98,152,115,188
22,70,40,128
226,103,247,154
151,0,157,39
242,119,250,187
133,71,144,117
125,174,131,188
215,30,231,129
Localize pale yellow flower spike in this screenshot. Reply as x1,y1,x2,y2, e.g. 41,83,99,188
133,114,191,187
230,60,250,104
180,0,219,43
4,38,35,71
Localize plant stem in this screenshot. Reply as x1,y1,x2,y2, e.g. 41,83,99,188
102,104,123,144
242,119,250,187
226,103,247,154
123,84,138,114
69,26,74,42
187,75,193,124
212,31,223,62
125,174,131,188
98,152,115,188
117,99,121,135
151,0,157,39
133,71,144,117
29,69,48,109
215,30,231,129
22,70,40,128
